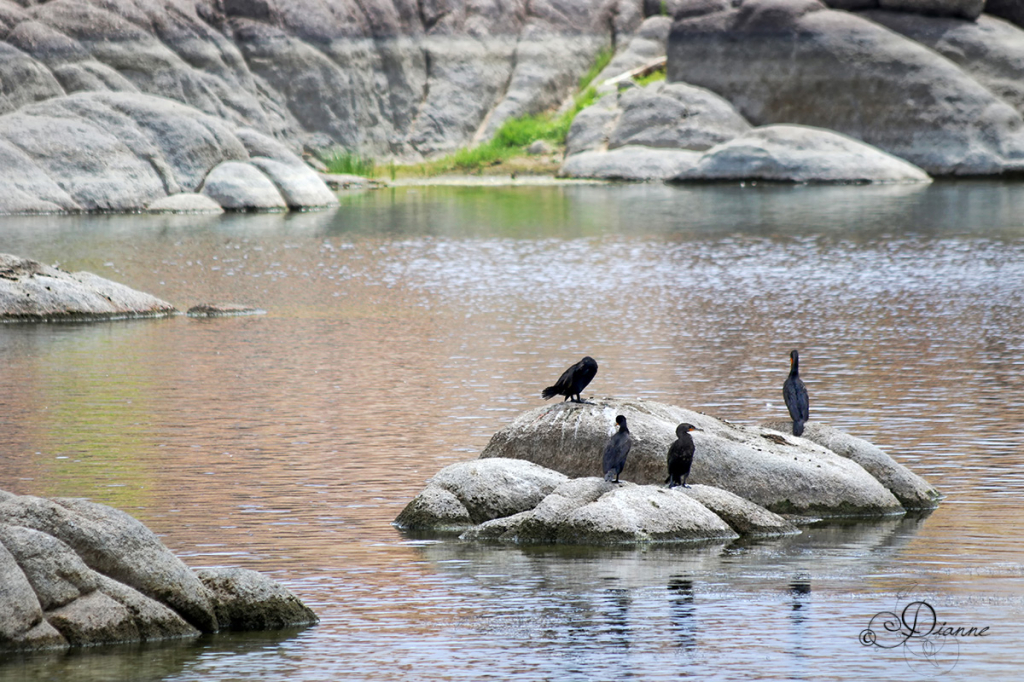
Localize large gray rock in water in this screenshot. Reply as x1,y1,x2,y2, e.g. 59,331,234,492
671,124,932,183
401,458,796,543
480,399,910,516
201,161,288,211
0,490,317,653
666,0,1024,175
465,478,740,545
395,458,569,531
761,420,942,509
0,253,177,322
196,568,319,631
560,146,701,180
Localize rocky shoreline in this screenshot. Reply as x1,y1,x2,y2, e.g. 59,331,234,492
4,1,1024,212
0,490,317,653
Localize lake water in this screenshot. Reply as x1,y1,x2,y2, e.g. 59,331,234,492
1,180,1023,680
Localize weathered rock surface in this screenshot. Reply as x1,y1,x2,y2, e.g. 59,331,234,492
677,484,801,536
561,82,928,182
593,15,673,88
147,193,225,213
561,146,701,181
201,161,288,211
479,399,913,517
0,253,177,322
465,478,741,545
0,91,336,214
862,11,1024,115
671,125,932,183
666,0,1024,175
196,568,318,631
761,421,942,509
566,81,752,157
394,459,569,531
0,490,317,653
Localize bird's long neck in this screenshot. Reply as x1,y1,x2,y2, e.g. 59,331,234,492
790,355,800,378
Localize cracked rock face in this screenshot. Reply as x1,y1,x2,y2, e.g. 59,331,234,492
0,491,318,653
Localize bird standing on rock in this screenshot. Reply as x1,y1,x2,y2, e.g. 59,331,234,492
602,415,632,483
666,423,701,488
783,349,809,436
542,356,598,404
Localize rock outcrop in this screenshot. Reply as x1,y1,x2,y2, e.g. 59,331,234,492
0,490,317,653
0,92,338,213
0,253,177,322
665,0,1024,176
398,400,939,545
6,0,1024,207
478,399,932,516
671,125,932,183
397,458,798,544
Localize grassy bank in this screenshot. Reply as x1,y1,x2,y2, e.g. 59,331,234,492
324,47,615,179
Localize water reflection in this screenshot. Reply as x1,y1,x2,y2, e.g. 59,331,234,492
2,182,1024,680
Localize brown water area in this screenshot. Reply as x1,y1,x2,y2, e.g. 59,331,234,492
1,182,1023,680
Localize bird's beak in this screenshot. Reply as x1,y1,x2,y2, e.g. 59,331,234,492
690,426,702,432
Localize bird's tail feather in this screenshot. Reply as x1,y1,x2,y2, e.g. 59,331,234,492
541,386,559,400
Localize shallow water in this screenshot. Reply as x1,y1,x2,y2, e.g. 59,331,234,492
1,181,1023,680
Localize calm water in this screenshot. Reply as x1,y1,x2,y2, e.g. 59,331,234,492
1,181,1023,680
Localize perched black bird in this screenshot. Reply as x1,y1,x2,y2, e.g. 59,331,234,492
602,415,632,483
783,349,809,437
542,356,598,404
666,423,701,488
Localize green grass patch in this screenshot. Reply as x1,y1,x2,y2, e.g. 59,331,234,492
334,46,615,178
323,151,377,177
635,69,666,88
578,46,614,91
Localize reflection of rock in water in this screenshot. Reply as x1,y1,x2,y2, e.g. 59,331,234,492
668,576,696,651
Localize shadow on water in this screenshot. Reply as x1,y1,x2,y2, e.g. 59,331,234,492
0,627,314,682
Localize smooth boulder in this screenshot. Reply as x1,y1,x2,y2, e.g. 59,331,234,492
466,478,740,545
560,146,701,181
761,420,942,509
401,459,796,544
0,253,177,322
0,491,318,653
671,125,932,183
666,0,1024,175
479,399,909,517
394,458,569,531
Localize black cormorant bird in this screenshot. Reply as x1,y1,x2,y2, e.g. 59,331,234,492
602,415,632,483
542,356,598,403
666,423,701,488
783,349,809,437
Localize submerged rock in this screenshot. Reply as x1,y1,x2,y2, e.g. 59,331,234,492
0,253,177,322
0,491,317,653
479,399,914,517
186,303,266,317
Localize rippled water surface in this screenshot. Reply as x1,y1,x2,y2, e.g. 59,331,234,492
2,181,1024,680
